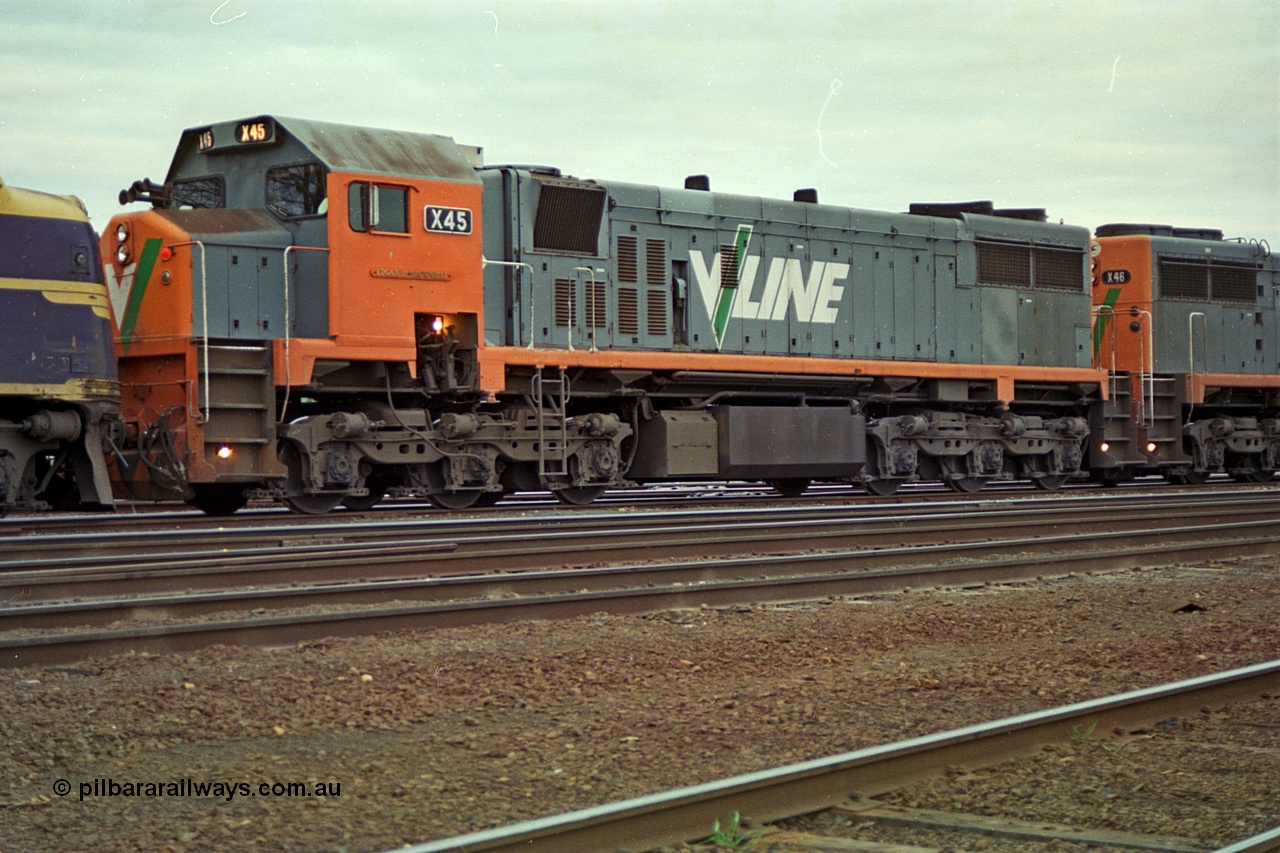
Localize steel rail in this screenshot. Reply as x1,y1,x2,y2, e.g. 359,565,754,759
4,493,1280,605
387,660,1280,853
4,488,1277,566
1214,827,1280,853
2,517,1278,666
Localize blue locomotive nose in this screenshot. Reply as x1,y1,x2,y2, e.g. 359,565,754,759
0,178,120,511
0,211,117,387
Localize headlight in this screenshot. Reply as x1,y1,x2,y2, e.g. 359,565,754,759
115,222,130,243
116,243,131,265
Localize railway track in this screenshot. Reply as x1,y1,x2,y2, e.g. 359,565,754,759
394,661,1280,853
3,491,1280,667
0,475,1263,540
7,487,1280,575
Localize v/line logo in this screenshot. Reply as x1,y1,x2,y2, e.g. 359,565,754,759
102,237,162,353
689,225,849,349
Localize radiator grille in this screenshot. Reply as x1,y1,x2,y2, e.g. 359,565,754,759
1211,263,1258,303
977,240,1084,290
1159,260,1209,299
1032,246,1085,290
618,288,639,335
976,241,1030,286
617,236,638,282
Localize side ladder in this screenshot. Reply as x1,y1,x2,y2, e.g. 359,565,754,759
532,367,570,480
199,342,276,476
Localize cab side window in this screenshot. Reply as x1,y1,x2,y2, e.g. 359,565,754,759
267,163,327,219
347,182,408,233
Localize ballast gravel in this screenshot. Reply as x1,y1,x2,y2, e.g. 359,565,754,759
0,557,1276,852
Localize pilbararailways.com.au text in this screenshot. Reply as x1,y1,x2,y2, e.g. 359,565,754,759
55,777,342,802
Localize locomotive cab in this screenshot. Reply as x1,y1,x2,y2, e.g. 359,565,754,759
104,116,489,513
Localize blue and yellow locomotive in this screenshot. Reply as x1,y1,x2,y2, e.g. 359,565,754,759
0,175,118,512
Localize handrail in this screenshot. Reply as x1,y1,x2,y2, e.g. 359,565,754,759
1187,311,1207,425
281,245,329,420
1131,307,1154,428
482,256,536,350
572,266,605,353
166,241,210,421
1091,304,1121,405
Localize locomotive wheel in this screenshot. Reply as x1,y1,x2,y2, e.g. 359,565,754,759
341,489,385,512
473,491,505,507
187,484,249,516
946,476,988,494
1180,470,1210,486
1233,470,1275,484
1030,474,1069,491
863,478,904,496
283,494,344,515
766,478,811,498
553,486,606,506
428,490,484,509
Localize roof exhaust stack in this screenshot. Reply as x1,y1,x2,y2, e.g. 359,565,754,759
684,174,710,191
794,188,818,204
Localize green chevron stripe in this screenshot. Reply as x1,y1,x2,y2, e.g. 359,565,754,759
120,238,162,354
712,224,752,348
1092,286,1122,364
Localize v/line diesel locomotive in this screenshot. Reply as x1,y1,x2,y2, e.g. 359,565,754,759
5,115,1277,516
0,175,118,513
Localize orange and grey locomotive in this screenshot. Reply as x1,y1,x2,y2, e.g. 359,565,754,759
94,116,1280,515
1090,224,1280,484
99,116,1114,513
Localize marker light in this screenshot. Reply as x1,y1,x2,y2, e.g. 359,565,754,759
1146,442,1158,453
216,445,233,460
1099,442,1110,453
431,317,445,333
159,246,173,261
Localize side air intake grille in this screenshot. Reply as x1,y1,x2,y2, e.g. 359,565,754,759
647,289,668,335
617,236,638,282
719,244,740,289
533,181,605,255
586,282,607,328
646,240,667,286
618,288,639,335
554,279,574,326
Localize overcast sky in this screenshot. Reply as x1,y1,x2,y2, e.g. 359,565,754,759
3,0,1277,247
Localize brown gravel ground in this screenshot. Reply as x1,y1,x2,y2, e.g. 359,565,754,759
1,556,1277,853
